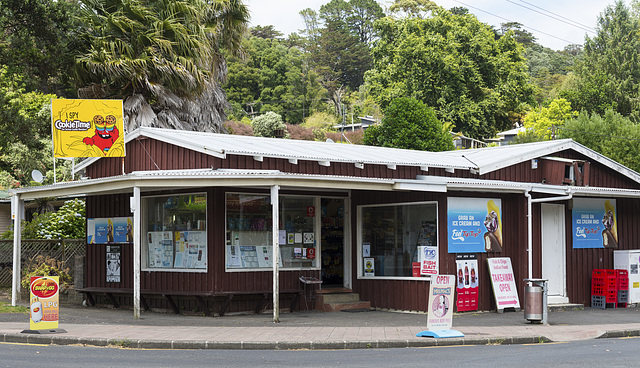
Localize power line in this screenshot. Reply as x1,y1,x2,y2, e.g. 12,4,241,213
507,0,596,35
516,0,597,33
451,0,582,45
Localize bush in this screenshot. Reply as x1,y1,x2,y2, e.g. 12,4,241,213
251,111,288,138
21,255,72,290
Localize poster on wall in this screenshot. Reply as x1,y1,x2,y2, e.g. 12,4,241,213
51,99,125,158
106,245,121,282
487,257,520,311
419,246,438,275
572,198,618,248
447,198,502,253
426,275,455,331
456,254,479,312
88,217,133,244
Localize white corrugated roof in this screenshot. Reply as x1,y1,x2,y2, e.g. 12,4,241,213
73,128,640,185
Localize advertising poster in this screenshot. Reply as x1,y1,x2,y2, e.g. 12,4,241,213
51,99,125,158
90,217,133,244
419,246,438,275
487,257,520,311
448,198,502,253
456,254,479,312
147,231,174,268
427,275,455,331
106,245,121,282
364,257,375,276
29,276,59,330
572,198,618,249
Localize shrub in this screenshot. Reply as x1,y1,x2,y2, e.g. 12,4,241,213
21,255,72,290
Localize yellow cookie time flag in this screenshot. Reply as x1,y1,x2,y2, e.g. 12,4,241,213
51,99,125,158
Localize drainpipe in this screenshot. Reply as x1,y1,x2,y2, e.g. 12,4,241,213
524,187,574,286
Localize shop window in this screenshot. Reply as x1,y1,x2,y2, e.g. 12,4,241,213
225,193,319,271
142,193,207,271
359,202,438,279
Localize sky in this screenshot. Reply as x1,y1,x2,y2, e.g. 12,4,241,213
245,0,630,51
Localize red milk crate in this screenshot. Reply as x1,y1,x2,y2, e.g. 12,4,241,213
616,269,629,290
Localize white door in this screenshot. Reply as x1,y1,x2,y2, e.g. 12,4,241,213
541,203,569,304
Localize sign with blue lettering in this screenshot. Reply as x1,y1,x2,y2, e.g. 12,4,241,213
447,198,502,253
572,198,617,248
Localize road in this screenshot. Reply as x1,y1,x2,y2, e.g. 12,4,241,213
1,337,638,368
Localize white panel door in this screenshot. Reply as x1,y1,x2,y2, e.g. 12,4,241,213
541,203,568,304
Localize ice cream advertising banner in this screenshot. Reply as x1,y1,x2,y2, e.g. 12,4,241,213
51,99,125,158
447,198,502,253
572,198,618,249
456,254,479,312
29,276,59,330
487,257,520,311
427,275,455,331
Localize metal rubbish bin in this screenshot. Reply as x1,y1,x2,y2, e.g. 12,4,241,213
523,278,548,324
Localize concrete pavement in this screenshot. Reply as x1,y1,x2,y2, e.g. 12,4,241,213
0,302,639,350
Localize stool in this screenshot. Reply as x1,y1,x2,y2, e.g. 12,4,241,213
299,276,323,310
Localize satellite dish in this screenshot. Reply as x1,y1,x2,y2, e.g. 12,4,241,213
326,138,335,143
31,170,44,183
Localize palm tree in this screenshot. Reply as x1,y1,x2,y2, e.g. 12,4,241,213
74,0,249,132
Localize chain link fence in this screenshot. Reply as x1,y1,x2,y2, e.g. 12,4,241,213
0,239,85,287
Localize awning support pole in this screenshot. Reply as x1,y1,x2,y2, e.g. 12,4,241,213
132,186,141,319
271,185,280,323
11,194,23,306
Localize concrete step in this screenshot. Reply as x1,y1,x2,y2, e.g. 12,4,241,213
317,300,372,312
548,303,584,312
318,293,362,304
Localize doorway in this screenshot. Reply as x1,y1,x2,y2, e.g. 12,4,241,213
320,198,344,287
541,203,569,304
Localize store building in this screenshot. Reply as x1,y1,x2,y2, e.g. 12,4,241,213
10,127,640,315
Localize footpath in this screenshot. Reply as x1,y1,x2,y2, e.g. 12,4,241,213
0,302,639,350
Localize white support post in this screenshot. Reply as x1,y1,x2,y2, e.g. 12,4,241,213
11,195,23,306
132,187,141,319
271,185,280,323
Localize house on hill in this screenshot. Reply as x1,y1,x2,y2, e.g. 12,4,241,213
9,127,640,316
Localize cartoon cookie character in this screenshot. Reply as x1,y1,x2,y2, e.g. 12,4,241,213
483,200,503,252
602,200,618,248
83,115,120,154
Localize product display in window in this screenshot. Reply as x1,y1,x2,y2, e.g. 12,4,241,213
361,202,438,277
143,194,207,270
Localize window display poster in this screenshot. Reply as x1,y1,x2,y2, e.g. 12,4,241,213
427,275,455,331
447,198,502,253
106,245,121,283
364,257,375,276
147,231,173,268
174,231,206,269
419,246,438,275
90,217,133,244
227,245,283,268
572,198,618,248
487,257,520,311
456,254,478,312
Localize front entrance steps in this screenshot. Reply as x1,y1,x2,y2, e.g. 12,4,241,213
314,288,371,312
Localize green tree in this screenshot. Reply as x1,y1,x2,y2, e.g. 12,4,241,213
320,0,385,45
0,0,78,95
562,1,640,120
363,97,454,151
74,0,249,132
558,109,640,173
521,98,576,140
366,7,534,139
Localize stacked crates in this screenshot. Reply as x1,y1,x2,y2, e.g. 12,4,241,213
616,269,629,307
591,269,617,309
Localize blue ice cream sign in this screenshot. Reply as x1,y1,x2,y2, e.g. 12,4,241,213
572,198,617,248
448,198,503,253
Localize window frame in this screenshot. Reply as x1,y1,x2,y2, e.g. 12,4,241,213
141,192,208,273
356,200,438,281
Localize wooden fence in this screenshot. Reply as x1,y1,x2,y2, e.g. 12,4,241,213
0,239,85,287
